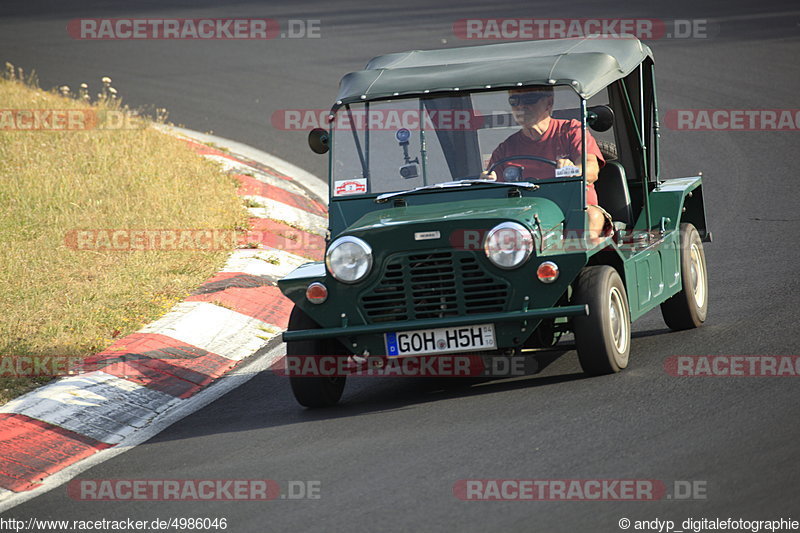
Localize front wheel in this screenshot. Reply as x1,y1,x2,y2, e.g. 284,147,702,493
286,306,346,408
571,266,631,375
660,223,708,330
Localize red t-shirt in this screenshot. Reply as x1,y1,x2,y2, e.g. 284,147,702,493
488,118,605,205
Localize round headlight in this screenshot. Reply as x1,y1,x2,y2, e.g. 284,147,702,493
326,236,373,283
484,222,533,269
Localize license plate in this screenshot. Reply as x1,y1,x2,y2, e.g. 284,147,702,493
385,324,496,357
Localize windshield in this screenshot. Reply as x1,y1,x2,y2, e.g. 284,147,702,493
330,86,584,197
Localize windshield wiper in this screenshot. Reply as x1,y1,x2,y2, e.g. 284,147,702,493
375,179,538,204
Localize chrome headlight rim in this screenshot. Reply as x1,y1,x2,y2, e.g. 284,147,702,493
325,235,373,284
483,221,534,269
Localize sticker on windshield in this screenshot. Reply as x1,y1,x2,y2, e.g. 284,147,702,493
555,165,581,178
334,179,368,196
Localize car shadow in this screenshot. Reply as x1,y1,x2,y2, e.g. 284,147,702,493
145,326,685,445
631,327,674,339
144,345,597,444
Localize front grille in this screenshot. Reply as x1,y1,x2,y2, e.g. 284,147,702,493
360,251,510,323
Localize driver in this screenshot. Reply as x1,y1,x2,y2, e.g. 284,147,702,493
481,86,612,239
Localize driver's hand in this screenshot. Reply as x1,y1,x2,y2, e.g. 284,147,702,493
556,158,575,168
480,170,497,181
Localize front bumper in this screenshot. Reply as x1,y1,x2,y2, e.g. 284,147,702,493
282,304,588,343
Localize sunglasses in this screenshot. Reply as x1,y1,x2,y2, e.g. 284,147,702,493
508,93,549,107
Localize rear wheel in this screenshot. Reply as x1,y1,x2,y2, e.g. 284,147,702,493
571,266,631,375
660,223,708,330
286,306,347,408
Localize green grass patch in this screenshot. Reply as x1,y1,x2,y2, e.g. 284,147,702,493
0,74,248,403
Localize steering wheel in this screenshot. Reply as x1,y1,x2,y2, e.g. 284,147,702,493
486,155,559,175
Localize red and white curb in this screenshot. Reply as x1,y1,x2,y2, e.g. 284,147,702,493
0,126,326,510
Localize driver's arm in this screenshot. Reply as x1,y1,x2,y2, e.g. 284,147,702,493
556,154,600,184
481,144,506,181
584,154,600,185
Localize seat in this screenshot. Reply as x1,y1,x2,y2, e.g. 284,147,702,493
595,161,633,229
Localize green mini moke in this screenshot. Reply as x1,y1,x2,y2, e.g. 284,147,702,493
278,36,710,407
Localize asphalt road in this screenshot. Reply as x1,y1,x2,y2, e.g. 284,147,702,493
2,1,799,531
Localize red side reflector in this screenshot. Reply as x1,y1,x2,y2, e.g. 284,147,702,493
536,262,559,283
305,282,328,304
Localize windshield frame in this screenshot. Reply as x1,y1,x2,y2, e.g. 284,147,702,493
327,85,588,203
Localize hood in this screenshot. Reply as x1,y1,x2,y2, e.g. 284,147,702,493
343,197,564,237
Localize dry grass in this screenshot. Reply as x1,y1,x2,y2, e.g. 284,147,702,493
0,75,248,403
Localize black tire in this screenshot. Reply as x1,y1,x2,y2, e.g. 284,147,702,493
571,266,631,375
597,140,618,161
286,306,346,408
660,223,708,330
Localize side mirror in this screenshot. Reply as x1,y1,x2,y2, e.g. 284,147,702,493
308,128,329,154
587,105,614,132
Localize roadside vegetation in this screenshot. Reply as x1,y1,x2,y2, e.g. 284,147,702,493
0,65,248,403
